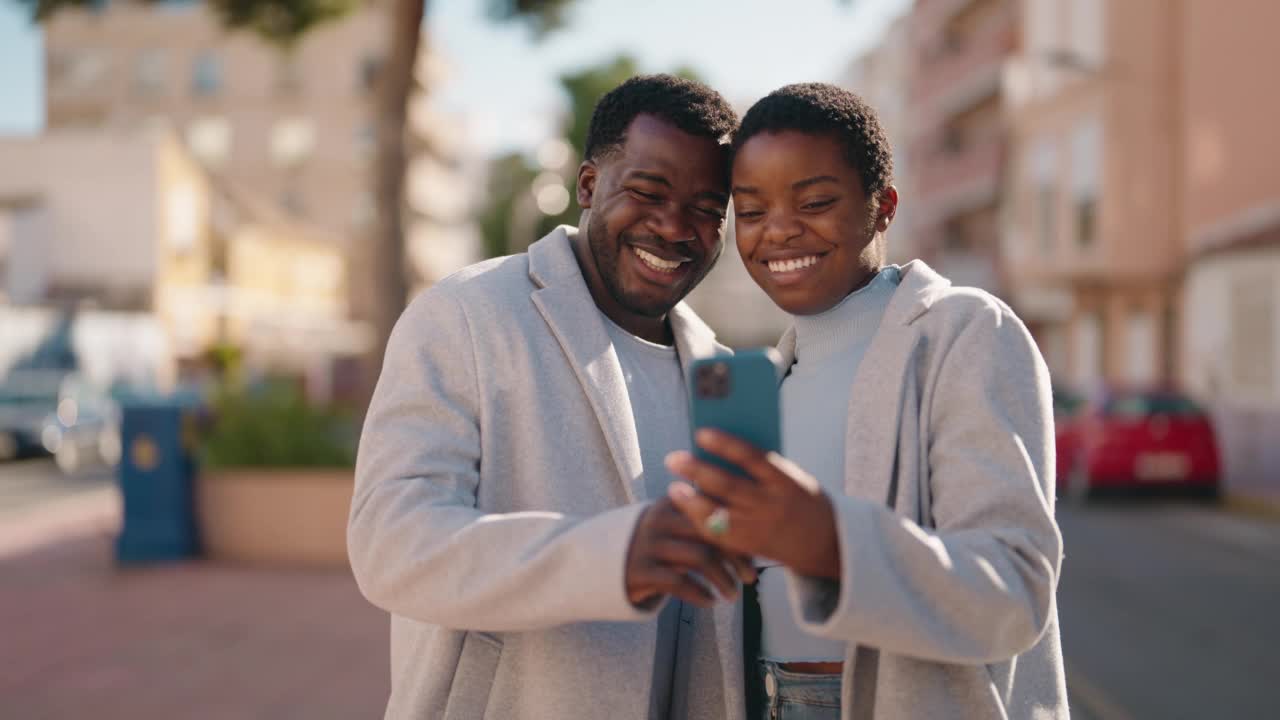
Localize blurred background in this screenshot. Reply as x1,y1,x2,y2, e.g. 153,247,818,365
1,0,1278,718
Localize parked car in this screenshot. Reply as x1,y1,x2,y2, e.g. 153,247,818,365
1052,387,1085,483
40,375,122,475
0,369,66,461
1057,388,1221,500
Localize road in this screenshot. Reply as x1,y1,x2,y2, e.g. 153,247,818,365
0,458,116,559
3,460,1278,718
1058,501,1280,719
0,458,112,523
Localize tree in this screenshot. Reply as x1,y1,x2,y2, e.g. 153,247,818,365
19,0,575,411
477,54,703,258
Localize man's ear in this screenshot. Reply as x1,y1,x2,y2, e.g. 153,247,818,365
577,161,598,209
875,185,900,232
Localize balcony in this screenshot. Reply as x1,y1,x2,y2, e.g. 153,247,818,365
911,136,1005,223
911,0,1018,115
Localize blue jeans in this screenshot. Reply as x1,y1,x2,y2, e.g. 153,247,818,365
757,660,842,720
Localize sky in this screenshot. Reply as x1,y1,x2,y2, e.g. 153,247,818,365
0,0,910,155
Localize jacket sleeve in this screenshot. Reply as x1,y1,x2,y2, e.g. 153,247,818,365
347,287,656,632
786,303,1063,664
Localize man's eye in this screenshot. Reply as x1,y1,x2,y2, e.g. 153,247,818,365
629,189,661,202
695,206,726,220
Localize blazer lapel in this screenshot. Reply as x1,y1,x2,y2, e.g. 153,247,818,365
773,262,949,508
529,226,646,504
840,261,948,507
669,301,727,379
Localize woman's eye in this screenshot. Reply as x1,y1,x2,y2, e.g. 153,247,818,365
736,209,764,219
802,198,836,211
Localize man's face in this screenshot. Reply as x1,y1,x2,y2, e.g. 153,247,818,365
732,130,896,316
577,114,730,320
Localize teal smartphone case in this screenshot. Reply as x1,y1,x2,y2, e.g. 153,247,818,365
688,348,782,477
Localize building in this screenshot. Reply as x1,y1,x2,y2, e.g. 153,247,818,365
905,0,1020,295
44,1,386,238
0,126,363,395
1178,0,1280,506
1001,0,1179,388
0,125,215,350
839,14,918,266
42,0,479,315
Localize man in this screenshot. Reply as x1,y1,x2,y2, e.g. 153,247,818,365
349,75,752,719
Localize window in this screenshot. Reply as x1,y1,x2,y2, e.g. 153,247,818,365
52,49,107,90
1069,0,1105,69
943,221,967,251
351,192,376,228
358,54,382,93
271,117,316,168
186,116,232,166
280,188,306,217
1124,310,1156,386
276,56,303,95
355,122,376,159
1071,117,1102,249
167,184,200,253
1230,278,1275,393
192,51,222,96
135,49,166,96
1074,311,1103,390
1031,137,1057,255
941,124,965,154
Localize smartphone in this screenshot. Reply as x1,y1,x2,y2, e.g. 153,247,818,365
688,349,782,478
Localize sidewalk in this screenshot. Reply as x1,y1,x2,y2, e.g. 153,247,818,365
0,512,389,718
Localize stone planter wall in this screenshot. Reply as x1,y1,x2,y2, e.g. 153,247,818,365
196,468,353,569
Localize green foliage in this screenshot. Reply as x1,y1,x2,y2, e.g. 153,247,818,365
200,378,356,469
475,55,708,258
477,151,540,259
486,0,574,36
558,54,639,158
19,0,356,46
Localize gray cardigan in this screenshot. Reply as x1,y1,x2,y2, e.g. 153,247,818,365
780,260,1070,719
348,226,744,719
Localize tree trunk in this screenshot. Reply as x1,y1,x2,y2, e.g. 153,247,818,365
361,0,426,412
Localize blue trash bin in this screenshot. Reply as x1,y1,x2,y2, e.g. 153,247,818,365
115,395,201,564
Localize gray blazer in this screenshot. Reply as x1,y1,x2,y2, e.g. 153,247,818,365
779,261,1070,719
348,226,745,719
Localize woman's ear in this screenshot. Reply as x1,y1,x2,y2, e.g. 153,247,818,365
875,185,899,232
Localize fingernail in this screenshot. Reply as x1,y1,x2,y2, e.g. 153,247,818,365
664,451,686,469
668,482,695,500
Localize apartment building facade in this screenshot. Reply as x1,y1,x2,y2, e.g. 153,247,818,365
905,0,1020,295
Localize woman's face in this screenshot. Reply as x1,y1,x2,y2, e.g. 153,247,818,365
732,130,895,316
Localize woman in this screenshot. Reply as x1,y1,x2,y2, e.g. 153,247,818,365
665,83,1069,719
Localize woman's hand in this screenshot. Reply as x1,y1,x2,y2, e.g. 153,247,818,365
665,429,842,580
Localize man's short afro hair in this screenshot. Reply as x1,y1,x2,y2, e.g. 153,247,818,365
733,82,894,195
584,74,738,162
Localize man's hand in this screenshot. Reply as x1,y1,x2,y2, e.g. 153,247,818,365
624,497,757,609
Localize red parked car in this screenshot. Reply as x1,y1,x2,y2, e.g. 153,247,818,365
1056,388,1221,500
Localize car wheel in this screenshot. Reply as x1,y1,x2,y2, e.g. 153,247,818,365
1064,460,1091,505
0,432,18,462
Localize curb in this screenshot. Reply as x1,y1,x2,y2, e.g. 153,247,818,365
1223,493,1280,523
0,486,121,560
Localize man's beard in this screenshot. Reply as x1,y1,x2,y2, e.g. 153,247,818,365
586,212,718,318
